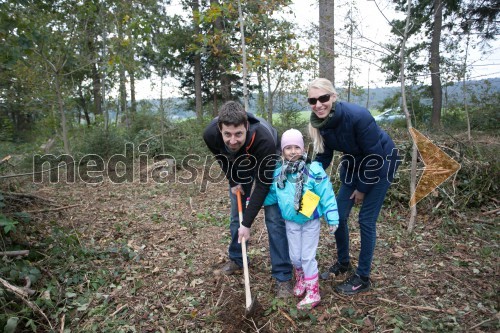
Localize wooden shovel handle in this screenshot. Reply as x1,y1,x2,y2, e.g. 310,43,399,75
236,189,253,310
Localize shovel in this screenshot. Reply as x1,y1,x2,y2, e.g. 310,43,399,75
236,190,258,316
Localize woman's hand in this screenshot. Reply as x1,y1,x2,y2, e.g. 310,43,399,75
350,190,365,205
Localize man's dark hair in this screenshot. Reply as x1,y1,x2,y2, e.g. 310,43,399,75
217,101,248,129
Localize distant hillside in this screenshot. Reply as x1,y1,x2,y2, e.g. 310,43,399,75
340,77,500,109
138,78,500,119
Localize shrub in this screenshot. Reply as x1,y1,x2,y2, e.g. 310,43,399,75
74,126,128,159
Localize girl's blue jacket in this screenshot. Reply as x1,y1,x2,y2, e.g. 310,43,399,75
264,161,339,226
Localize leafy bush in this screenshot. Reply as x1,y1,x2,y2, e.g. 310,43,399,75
382,129,498,211
73,125,130,161
163,117,212,163
0,116,14,142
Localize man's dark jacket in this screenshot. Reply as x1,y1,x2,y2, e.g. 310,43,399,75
203,113,279,228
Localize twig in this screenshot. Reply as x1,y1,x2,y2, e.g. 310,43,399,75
0,250,29,257
443,272,482,298
481,207,500,216
1,191,57,204
214,286,224,308
469,315,498,330
59,314,65,333
0,277,35,296
0,161,77,179
472,218,496,226
377,297,446,313
111,304,128,317
0,155,11,164
189,197,195,215
0,277,53,330
257,227,265,244
23,204,80,214
278,308,297,329
20,276,35,297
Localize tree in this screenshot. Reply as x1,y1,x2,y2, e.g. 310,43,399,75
191,0,204,119
382,0,461,130
429,0,443,129
243,0,305,123
319,0,335,84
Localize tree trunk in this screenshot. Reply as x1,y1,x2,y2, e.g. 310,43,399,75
55,73,70,155
220,74,231,102
257,70,265,116
192,0,203,120
119,65,128,127
91,62,102,115
211,0,231,102
266,53,273,124
430,0,443,130
160,74,166,154
237,0,249,112
347,7,353,102
366,67,371,109
463,35,471,141
319,0,335,84
399,0,418,233
130,70,137,114
213,69,218,117
118,19,128,128
78,83,91,127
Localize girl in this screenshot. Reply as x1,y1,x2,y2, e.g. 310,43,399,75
265,129,339,309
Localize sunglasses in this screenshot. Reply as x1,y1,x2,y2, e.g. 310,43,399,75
307,94,331,105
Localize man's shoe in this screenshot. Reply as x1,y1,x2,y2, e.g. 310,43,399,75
221,261,242,275
335,273,371,295
275,280,294,298
319,261,353,280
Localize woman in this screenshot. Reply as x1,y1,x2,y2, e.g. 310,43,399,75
307,78,400,295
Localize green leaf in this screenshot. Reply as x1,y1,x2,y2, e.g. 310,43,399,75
24,319,36,331
4,317,19,333
14,212,31,223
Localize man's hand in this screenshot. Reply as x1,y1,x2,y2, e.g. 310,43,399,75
238,225,251,243
231,185,244,196
350,189,365,205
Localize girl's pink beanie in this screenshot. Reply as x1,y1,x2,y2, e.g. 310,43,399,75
281,129,304,151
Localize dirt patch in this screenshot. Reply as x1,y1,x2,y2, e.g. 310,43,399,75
217,293,268,333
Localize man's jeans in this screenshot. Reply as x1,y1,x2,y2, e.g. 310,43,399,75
228,187,292,282
334,178,392,277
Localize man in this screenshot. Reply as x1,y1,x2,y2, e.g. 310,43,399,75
203,101,293,297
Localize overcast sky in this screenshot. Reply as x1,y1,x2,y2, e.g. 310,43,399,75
134,0,500,100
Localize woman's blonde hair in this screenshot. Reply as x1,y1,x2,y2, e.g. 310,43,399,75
307,78,337,154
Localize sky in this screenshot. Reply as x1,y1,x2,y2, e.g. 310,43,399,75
134,0,500,100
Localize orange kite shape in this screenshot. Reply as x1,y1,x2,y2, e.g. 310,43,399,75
409,128,461,207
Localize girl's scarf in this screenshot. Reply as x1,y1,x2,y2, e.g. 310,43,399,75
277,154,307,212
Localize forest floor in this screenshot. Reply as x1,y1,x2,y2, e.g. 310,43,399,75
1,164,499,333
